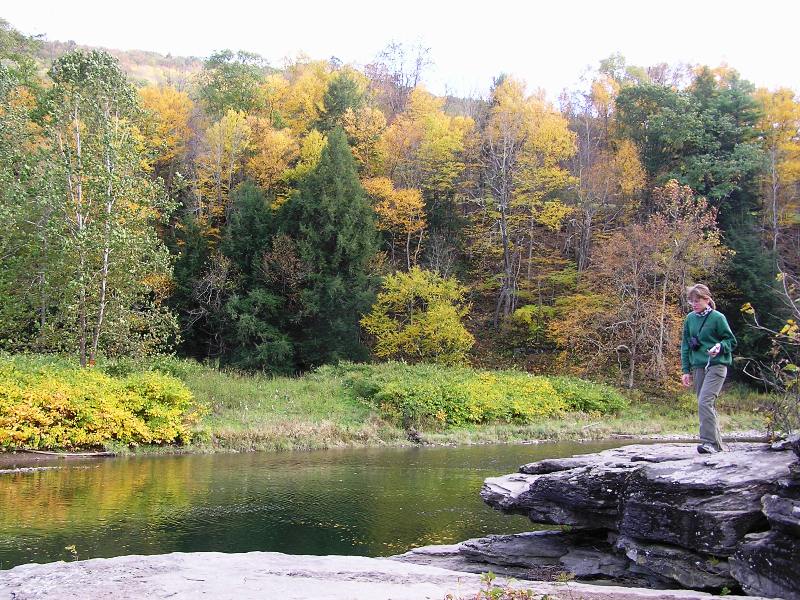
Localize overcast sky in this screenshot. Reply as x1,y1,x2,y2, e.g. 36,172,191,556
4,0,798,99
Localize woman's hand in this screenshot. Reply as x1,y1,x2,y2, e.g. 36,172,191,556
708,343,721,357
681,373,692,387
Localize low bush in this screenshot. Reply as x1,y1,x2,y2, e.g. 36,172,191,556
548,376,629,413
0,355,205,450
324,362,627,429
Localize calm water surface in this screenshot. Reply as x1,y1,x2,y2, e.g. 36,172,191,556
0,440,629,569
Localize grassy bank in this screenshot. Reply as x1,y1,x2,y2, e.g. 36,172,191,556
0,354,767,453
186,370,765,451
131,358,767,452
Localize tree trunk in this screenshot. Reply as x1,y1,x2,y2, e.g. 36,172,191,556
90,107,120,364
770,148,779,253
413,231,423,267
578,208,593,273
527,216,534,283
37,207,52,332
494,199,514,326
70,105,88,368
628,352,636,389
656,274,669,380
90,142,115,363
406,231,412,270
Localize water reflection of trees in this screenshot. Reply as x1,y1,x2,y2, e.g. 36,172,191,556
1,444,613,566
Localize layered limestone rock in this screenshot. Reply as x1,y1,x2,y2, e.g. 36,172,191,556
730,530,800,600
479,442,800,598
394,531,717,590
728,492,800,600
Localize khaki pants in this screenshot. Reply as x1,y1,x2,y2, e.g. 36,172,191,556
693,365,726,451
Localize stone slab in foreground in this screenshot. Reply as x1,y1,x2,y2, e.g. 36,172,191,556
0,551,771,600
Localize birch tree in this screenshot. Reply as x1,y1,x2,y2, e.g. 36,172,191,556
44,50,177,365
480,77,575,324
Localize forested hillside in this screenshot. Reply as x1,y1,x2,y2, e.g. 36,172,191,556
2,18,798,394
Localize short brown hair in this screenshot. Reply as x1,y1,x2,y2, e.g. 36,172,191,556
686,284,716,309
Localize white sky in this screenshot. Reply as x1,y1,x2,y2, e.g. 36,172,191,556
4,0,798,99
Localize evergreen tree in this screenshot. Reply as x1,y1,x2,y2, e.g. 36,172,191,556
614,71,764,213
712,222,781,361
282,127,379,367
223,287,294,373
317,71,364,132
221,181,276,286
168,215,213,358
220,182,295,373
614,83,699,186
615,70,782,372
686,69,782,363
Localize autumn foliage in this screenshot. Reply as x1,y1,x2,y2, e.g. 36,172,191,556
0,356,204,450
1,21,797,396
361,267,474,365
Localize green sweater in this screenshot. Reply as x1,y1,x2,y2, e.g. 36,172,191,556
681,310,737,373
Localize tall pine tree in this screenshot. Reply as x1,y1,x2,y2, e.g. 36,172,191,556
317,71,364,132
221,182,294,373
168,215,213,358
281,127,378,367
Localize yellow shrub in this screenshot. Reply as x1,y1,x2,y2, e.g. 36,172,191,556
0,359,204,450
337,361,625,430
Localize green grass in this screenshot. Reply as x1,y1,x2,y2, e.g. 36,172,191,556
0,354,769,453
184,362,767,450
148,358,767,451
182,365,405,451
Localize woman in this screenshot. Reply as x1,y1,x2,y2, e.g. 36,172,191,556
680,284,737,454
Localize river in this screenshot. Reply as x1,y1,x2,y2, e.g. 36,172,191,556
0,440,630,570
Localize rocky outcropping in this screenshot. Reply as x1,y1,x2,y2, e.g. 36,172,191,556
393,530,665,586
479,442,800,599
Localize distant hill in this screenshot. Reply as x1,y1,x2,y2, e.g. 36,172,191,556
34,39,204,88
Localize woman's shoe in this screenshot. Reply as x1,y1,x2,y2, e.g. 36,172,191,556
697,444,720,454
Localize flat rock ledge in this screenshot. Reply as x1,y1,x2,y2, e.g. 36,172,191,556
473,442,800,600
0,551,770,600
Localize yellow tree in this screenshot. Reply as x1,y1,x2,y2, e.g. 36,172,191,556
418,109,473,206
264,58,331,135
259,73,291,125
564,73,645,273
138,85,193,189
480,77,576,323
755,88,800,253
195,109,251,231
361,266,474,365
589,74,619,137
246,116,299,193
363,177,426,269
277,129,327,204
382,89,428,186
342,104,387,175
383,88,473,197
574,139,646,271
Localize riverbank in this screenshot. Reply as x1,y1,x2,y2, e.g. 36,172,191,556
0,354,768,455
0,551,767,600
179,365,766,453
